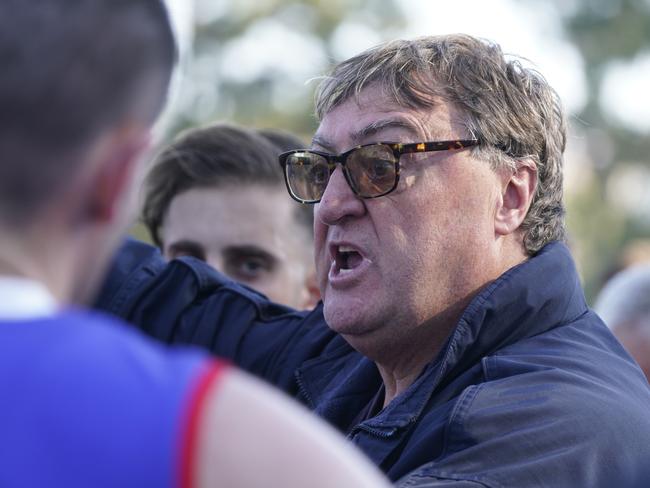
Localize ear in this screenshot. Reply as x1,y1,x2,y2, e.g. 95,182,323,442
494,161,537,237
84,125,152,225
301,268,322,310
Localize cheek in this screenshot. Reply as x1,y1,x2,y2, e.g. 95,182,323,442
313,214,329,260
312,207,333,292
382,194,481,276
263,267,310,308
313,203,325,235
416,174,495,238
205,256,223,273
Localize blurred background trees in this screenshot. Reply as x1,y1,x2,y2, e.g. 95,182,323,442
548,0,650,298
155,0,650,302
167,0,407,137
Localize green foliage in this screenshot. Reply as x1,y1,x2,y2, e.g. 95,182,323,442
529,0,650,300
170,0,406,138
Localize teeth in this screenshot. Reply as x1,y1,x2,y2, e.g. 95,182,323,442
338,245,356,253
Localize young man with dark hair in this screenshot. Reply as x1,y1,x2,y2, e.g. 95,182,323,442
142,123,319,309
0,2,390,486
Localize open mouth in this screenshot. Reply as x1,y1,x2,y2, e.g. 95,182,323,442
334,245,364,271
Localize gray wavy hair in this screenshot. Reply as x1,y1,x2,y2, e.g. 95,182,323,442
315,34,567,254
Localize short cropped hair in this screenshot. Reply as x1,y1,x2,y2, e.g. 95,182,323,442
257,128,307,153
142,123,312,247
315,34,567,254
0,0,176,226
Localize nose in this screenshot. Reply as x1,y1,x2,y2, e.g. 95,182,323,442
315,166,365,226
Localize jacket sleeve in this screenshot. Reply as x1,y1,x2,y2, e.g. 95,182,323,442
94,238,336,393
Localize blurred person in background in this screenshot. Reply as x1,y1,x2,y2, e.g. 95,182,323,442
258,127,310,153
97,34,650,486
0,1,391,486
142,123,319,309
595,263,650,381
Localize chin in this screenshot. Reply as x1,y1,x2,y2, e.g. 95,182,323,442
324,307,390,360
324,301,358,332
323,299,379,338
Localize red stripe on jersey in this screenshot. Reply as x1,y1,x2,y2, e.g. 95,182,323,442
179,360,229,488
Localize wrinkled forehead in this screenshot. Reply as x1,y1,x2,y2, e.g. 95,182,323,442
318,78,438,121
312,85,469,153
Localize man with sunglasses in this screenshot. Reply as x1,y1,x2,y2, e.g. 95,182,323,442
97,34,650,486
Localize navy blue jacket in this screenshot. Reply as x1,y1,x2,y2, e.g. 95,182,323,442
97,240,650,487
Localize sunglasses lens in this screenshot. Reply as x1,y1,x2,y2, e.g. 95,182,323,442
347,145,397,198
284,152,331,202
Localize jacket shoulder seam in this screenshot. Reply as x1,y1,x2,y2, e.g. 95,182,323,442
398,471,494,487
441,384,482,458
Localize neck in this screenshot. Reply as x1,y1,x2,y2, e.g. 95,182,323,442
0,225,72,304
376,364,427,408
373,296,468,407
374,244,530,407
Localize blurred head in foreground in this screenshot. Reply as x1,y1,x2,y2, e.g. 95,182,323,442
0,2,390,487
0,0,176,304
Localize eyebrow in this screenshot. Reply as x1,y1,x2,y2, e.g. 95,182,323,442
166,240,206,261
222,245,278,267
310,134,335,152
350,118,420,144
311,117,420,153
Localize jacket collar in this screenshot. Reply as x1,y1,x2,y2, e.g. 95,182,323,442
434,241,588,393
298,242,588,454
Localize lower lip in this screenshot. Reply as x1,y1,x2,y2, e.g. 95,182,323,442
327,257,372,288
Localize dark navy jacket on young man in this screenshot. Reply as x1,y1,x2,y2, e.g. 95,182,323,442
96,239,650,487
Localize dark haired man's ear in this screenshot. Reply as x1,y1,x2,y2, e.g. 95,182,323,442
494,161,537,237
79,125,152,226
